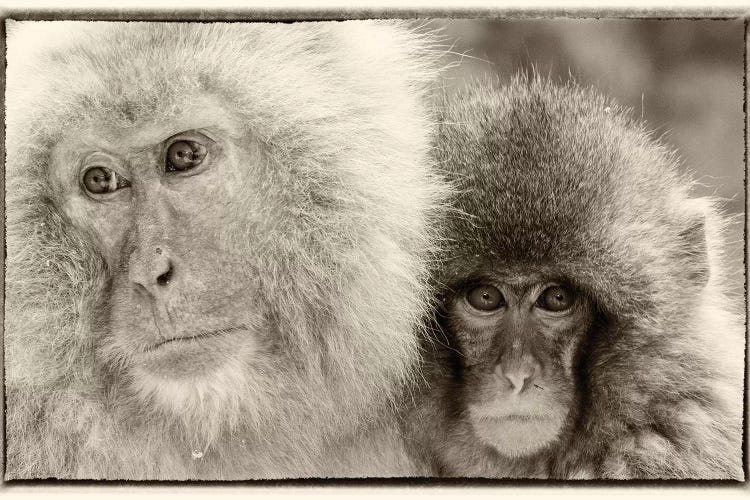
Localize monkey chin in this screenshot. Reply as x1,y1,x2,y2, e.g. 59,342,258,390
108,327,266,432
469,410,565,458
130,349,257,439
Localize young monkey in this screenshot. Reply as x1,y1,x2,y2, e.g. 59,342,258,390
404,77,743,479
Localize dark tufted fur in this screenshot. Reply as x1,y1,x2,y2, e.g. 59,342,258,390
404,77,744,479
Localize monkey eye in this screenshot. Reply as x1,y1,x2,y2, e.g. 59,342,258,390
166,140,207,172
81,165,131,196
536,285,575,312
466,284,505,311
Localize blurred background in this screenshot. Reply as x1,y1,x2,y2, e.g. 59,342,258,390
429,19,745,296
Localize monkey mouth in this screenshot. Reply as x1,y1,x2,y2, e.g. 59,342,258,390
150,325,247,350
490,414,547,422
475,412,553,424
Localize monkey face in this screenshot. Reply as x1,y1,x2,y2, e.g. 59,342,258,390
48,96,280,408
5,20,447,477
444,274,594,458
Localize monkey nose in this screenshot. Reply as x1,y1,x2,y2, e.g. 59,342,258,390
495,363,538,395
129,247,175,295
505,372,531,395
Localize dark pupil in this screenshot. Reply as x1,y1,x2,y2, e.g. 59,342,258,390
167,141,204,171
467,285,503,311
542,286,572,311
83,166,113,194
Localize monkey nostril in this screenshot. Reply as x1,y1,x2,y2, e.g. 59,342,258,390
505,373,529,394
156,263,173,287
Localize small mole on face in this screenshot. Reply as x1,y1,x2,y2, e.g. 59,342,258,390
156,247,162,255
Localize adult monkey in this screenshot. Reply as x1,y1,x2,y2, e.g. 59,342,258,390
5,21,446,479
403,78,744,479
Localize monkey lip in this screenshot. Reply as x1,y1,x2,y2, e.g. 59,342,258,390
481,414,550,423
149,325,246,350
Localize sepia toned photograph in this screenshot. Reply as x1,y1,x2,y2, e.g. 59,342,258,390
3,15,745,482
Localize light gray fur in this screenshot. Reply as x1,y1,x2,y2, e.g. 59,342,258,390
5,20,447,479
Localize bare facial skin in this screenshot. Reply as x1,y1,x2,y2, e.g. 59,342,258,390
40,99,304,451
443,273,594,458
50,98,268,391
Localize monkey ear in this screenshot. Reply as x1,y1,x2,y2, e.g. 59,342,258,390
676,215,710,288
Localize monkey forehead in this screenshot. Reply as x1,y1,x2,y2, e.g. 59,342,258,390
438,77,718,317
53,94,241,152
7,23,256,133
6,20,441,156
442,261,591,294
443,84,680,219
